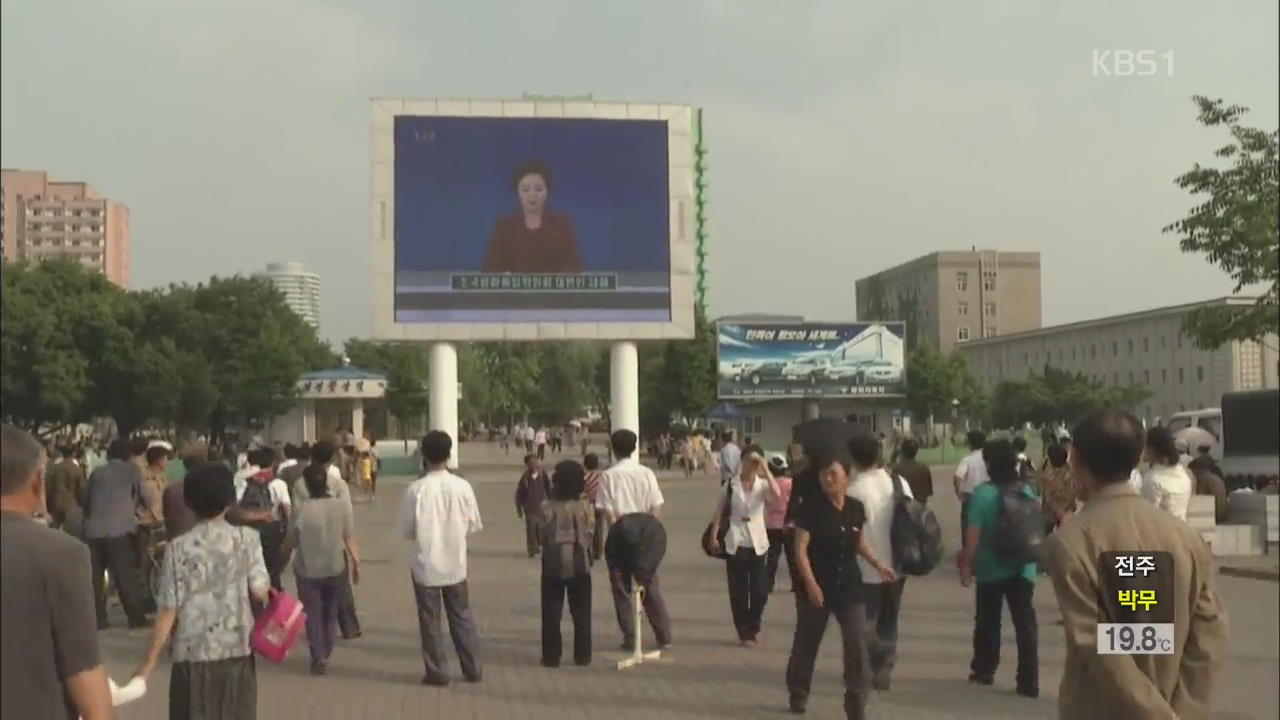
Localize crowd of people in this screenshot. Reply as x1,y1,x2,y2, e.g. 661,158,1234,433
0,406,1244,719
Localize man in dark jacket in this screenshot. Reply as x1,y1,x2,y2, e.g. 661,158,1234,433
891,438,933,505
515,454,552,558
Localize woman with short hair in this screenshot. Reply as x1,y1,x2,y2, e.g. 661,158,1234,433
538,460,595,667
786,450,896,718
1141,427,1193,521
133,463,270,719
708,446,783,646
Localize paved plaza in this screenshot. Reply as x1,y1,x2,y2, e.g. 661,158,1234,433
102,443,1279,719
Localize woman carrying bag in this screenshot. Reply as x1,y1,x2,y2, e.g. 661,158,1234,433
132,462,270,719
705,446,782,647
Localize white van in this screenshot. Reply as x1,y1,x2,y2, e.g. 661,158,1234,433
1166,408,1223,462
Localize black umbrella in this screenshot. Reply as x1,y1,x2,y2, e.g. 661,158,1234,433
791,417,857,458
787,417,857,524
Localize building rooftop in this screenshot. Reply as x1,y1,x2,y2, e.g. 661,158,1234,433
300,365,386,381
956,296,1257,348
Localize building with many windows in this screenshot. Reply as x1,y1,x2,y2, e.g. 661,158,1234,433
256,261,322,329
854,249,1041,353
1,169,131,287
955,296,1279,424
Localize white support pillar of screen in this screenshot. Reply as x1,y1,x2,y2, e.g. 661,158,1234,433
429,342,460,469
610,341,640,437
351,399,364,442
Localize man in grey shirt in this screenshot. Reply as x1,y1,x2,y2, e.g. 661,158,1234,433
83,438,150,629
2,424,113,720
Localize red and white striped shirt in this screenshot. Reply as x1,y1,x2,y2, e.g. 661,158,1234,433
584,470,603,503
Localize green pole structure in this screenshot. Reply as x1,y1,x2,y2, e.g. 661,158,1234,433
693,108,709,311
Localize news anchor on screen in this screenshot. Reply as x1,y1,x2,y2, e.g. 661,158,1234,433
482,161,584,274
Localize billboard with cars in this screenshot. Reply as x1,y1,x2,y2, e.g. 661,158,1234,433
716,322,907,398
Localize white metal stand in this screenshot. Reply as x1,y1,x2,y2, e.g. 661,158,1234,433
616,585,664,671
429,342,460,469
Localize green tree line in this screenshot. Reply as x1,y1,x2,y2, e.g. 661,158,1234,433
1,259,333,440
2,259,719,442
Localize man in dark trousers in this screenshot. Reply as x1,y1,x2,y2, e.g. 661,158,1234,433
2,425,114,720
83,438,151,629
515,453,552,558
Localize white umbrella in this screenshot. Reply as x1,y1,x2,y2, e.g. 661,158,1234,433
1174,426,1217,453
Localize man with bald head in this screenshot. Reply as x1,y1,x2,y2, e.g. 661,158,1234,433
1044,409,1228,720
1,424,113,720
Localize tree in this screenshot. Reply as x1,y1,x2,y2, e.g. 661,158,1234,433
0,260,97,433
904,343,982,428
345,339,429,444
988,366,1151,429
146,276,333,442
1,262,331,440
1164,95,1279,349
463,343,542,424
530,344,600,425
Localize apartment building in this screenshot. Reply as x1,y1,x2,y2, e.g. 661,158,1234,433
256,261,322,329
1,169,131,287
956,296,1279,423
855,250,1042,353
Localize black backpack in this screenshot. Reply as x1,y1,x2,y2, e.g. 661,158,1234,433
890,474,944,576
992,482,1045,566
237,475,282,541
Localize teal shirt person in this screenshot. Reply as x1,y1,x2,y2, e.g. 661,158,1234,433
966,482,1039,583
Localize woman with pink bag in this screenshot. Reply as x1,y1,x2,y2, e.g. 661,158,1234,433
132,462,270,719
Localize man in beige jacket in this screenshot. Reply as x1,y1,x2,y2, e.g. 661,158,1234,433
1043,408,1228,720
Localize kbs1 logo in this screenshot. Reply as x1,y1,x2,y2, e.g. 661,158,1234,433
1092,49,1174,77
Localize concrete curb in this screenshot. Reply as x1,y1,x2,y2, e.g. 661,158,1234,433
1219,565,1280,582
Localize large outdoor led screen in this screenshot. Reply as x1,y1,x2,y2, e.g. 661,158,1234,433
371,99,697,341
717,322,908,399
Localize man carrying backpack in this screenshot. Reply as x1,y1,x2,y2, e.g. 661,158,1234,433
847,433,911,691
231,446,292,591
956,438,1040,699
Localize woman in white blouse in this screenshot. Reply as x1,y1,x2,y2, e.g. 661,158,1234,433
708,445,782,647
1141,427,1193,521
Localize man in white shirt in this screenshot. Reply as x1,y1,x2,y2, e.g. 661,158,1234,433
398,431,484,686
848,433,912,691
719,431,742,487
953,430,989,546
534,428,548,460
277,443,299,473
229,446,292,590
596,429,672,651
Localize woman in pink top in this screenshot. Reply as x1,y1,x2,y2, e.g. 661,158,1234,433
764,456,795,594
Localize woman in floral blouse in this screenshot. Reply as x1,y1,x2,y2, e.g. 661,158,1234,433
133,462,270,719
1036,442,1077,533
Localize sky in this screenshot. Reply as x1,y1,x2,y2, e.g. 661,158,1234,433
3,0,1277,345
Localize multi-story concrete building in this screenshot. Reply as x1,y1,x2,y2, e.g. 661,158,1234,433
256,261,321,329
1,169,131,287
956,296,1279,423
855,250,1042,353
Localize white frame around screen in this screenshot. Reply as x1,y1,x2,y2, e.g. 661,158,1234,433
369,98,697,342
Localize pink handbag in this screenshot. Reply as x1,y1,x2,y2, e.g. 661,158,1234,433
250,590,306,663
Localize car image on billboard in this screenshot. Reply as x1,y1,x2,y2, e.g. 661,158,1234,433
716,322,907,398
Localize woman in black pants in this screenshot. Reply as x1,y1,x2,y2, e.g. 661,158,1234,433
786,449,896,719
707,446,782,646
